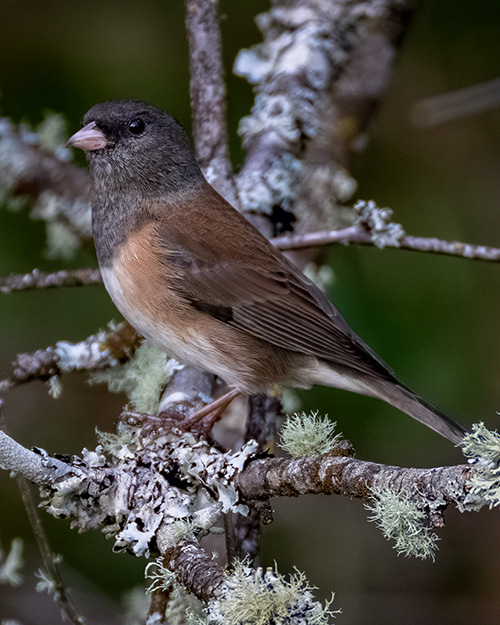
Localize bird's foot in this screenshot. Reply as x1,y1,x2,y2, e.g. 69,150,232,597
182,388,241,432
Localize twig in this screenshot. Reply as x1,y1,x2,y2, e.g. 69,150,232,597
0,268,102,294
17,476,87,625
0,322,139,392
0,118,91,239
148,584,172,623
227,394,281,561
272,224,500,262
185,0,237,205
0,417,86,625
411,78,500,128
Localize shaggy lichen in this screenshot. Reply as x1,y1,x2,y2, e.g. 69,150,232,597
461,422,500,509
280,412,341,457
190,560,338,625
365,486,438,560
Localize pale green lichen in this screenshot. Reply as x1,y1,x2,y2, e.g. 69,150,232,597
461,421,500,464
144,560,205,624
95,426,138,460
191,560,338,625
365,486,438,560
280,412,341,457
158,519,199,551
461,422,500,508
89,341,175,413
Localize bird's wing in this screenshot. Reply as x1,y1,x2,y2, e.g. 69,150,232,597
154,198,393,379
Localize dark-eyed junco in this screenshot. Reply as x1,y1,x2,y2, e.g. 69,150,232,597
68,99,467,444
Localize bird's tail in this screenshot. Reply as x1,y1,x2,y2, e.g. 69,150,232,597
369,379,468,445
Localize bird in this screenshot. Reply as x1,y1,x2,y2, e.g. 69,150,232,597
67,99,467,444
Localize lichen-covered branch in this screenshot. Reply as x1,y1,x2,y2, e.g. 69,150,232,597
0,428,73,483
273,223,500,262
236,455,480,515
159,539,225,602
0,117,91,240
292,0,415,234
1,411,497,613
234,0,354,234
233,0,414,239
0,268,102,294
1,418,257,600
0,322,139,393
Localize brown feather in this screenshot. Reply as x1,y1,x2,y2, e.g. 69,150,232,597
150,182,395,380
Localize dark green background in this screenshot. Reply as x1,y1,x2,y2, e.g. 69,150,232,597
0,1,499,623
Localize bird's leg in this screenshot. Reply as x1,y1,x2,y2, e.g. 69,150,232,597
183,388,241,429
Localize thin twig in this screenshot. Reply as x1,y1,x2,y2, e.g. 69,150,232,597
185,0,237,205
0,268,102,294
0,401,85,624
411,78,500,128
272,224,500,262
0,322,139,392
17,477,87,625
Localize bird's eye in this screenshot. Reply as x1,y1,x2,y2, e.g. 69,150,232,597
128,118,145,135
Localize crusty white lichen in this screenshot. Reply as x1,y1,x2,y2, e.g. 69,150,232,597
365,486,439,560
233,5,353,218
55,326,120,372
190,560,338,625
353,199,405,248
39,423,258,559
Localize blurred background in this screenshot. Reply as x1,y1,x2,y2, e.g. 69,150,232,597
0,0,499,623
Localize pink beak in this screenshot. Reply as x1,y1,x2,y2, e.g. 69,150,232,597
67,121,107,151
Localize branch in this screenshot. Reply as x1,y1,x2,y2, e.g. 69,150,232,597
0,428,73,483
16,474,87,625
411,77,500,128
0,321,139,393
0,411,491,608
236,455,477,514
233,0,414,238
0,268,102,294
158,538,225,602
293,0,416,234
0,117,91,239
272,223,500,262
185,0,237,205
0,418,257,600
